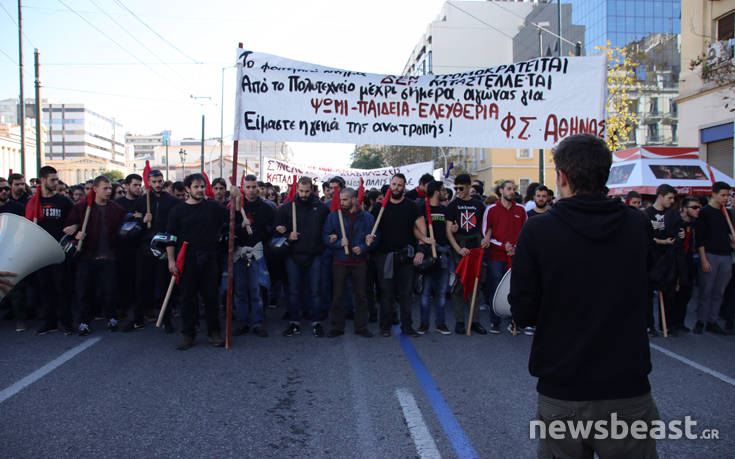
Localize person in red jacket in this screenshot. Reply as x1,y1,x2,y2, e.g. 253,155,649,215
65,176,126,335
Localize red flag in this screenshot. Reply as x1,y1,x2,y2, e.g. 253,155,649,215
454,248,484,301
283,175,298,204
8,168,12,176
173,242,189,285
381,189,391,208
201,172,215,199
24,190,44,222
357,177,365,205
425,198,432,228
86,187,96,207
142,160,151,191
330,192,340,212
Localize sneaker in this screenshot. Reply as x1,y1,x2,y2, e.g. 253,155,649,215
208,332,225,347
381,329,391,337
78,323,90,336
402,327,420,338
436,324,451,335
706,322,726,335
62,325,74,336
693,321,704,335
454,322,466,335
507,323,517,335
647,327,659,337
488,323,501,334
252,326,268,338
282,323,301,337
176,335,195,350
36,324,58,335
417,324,429,335
15,321,26,332
107,319,119,332
123,321,144,333
233,325,250,336
327,329,344,338
471,322,488,335
523,326,535,336
312,323,325,338
355,328,373,338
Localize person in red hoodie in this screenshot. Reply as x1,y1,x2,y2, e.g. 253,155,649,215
65,176,126,335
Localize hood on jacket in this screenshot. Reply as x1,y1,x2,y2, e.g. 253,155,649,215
549,193,630,241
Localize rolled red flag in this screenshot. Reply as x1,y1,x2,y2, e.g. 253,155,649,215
142,160,151,191
24,190,44,222
330,192,340,212
201,172,215,199
357,177,365,205
454,247,484,301
86,187,96,207
425,197,432,227
283,175,298,204
381,189,391,208
173,241,189,285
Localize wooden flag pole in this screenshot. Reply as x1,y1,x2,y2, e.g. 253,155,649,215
465,276,480,337
428,224,438,258
337,208,349,255
156,276,177,328
370,206,384,236
145,192,151,229
77,205,92,252
658,291,668,338
292,201,297,234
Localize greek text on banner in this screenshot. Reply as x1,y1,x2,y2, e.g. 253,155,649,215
233,50,607,149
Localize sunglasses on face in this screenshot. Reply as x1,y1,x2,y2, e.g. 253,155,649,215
454,186,465,191
688,205,701,210
0,186,9,192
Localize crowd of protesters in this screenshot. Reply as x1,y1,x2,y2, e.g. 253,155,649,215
1,158,734,350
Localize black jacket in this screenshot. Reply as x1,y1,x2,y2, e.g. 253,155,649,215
509,194,653,401
275,194,329,258
134,191,181,238
239,197,276,247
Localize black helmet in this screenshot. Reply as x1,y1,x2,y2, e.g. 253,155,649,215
59,234,78,258
269,235,290,256
119,221,142,240
150,233,178,260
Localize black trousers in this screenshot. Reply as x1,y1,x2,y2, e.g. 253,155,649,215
374,252,414,333
37,261,72,328
181,251,221,338
650,287,676,331
76,258,117,324
331,263,368,332
116,249,137,318
134,245,170,323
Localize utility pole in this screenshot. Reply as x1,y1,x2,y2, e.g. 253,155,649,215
34,48,41,176
17,0,25,175
200,114,205,173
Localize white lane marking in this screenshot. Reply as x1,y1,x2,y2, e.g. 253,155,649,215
650,343,735,387
0,337,102,404
395,388,442,459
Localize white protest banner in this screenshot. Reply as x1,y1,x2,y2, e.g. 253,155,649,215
264,159,433,191
234,49,607,149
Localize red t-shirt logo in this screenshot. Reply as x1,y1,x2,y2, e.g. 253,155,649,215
460,210,476,231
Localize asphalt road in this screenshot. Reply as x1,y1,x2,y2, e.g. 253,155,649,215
1,298,734,458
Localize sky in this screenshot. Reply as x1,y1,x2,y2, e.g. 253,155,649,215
0,0,449,168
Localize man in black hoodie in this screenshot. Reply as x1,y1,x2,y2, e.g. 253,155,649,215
509,134,658,458
275,176,329,337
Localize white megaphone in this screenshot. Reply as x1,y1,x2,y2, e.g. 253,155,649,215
492,268,513,318
0,213,65,302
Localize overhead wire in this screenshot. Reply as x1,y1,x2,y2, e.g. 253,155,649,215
112,0,201,64
44,85,192,104
0,46,17,64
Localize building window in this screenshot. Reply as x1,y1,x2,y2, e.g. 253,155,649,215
649,98,658,115
671,123,678,143
647,123,659,143
717,12,734,41
669,100,677,117
517,148,532,159
519,178,531,196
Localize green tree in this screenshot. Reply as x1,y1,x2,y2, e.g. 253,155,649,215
350,145,385,169
101,170,124,182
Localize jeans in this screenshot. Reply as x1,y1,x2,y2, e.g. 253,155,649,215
483,259,507,327
420,264,448,326
234,258,264,328
76,258,117,324
697,252,731,324
181,251,221,338
285,255,323,322
374,252,415,332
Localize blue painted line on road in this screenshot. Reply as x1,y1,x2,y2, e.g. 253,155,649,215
394,325,479,459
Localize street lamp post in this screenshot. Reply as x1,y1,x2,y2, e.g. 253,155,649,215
179,148,187,179
190,95,213,174
537,21,551,185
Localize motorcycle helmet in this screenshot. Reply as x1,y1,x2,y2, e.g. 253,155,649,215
150,233,178,260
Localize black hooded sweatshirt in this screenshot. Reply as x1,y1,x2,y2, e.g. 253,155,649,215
509,194,653,401
275,193,329,260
